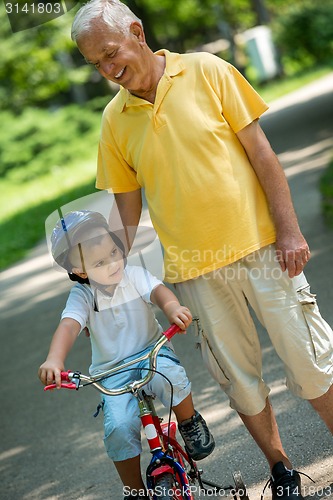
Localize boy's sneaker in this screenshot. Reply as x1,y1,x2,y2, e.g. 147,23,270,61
263,462,303,500
178,410,215,460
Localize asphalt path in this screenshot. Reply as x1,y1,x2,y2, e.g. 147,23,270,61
1,74,333,500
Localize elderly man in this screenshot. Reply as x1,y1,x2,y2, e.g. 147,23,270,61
71,1,333,499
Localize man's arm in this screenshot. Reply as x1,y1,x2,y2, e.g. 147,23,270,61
112,189,143,252
236,120,310,278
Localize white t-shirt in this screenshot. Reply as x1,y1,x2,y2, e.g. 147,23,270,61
61,266,163,375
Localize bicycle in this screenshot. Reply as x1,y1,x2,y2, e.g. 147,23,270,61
44,324,250,500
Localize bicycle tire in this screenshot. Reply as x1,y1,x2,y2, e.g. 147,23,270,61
152,472,185,500
232,471,250,500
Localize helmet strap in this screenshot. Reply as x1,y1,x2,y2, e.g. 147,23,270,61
78,242,87,275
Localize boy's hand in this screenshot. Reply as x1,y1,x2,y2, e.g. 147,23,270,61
38,360,64,389
165,302,192,330
150,284,192,331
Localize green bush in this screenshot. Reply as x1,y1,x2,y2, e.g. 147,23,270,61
273,2,333,70
0,98,110,180
320,159,333,228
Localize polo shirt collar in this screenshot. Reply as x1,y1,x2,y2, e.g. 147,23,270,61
156,49,185,77
115,50,185,112
88,268,130,305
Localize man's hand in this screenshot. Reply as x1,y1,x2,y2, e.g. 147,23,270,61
275,232,311,278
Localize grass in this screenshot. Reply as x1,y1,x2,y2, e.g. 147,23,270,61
1,64,333,271
253,65,333,104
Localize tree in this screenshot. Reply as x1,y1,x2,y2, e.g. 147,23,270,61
0,0,323,112
250,0,270,24
0,8,91,112
273,1,333,68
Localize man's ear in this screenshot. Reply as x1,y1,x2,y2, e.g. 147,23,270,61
130,21,145,43
72,268,88,280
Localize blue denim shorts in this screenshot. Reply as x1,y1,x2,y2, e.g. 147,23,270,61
100,344,191,461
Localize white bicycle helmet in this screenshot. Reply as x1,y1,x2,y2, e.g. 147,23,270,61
51,210,110,271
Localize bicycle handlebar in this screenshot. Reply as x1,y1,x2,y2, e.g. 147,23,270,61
44,324,181,395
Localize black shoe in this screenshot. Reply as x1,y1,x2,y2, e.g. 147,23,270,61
178,410,215,461
262,462,305,500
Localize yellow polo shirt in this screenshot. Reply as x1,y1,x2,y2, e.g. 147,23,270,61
96,50,276,283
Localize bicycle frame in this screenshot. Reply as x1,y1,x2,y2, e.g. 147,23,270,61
136,389,195,500
44,324,247,500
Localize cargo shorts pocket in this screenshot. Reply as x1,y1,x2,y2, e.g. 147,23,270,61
192,317,231,386
297,285,333,364
192,316,203,346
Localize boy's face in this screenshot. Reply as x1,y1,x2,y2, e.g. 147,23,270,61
70,227,124,288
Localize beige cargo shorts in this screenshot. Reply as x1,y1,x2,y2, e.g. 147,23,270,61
176,245,333,415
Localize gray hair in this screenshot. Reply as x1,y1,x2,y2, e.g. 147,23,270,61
71,0,142,42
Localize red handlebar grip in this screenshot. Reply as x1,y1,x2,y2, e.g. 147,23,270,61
43,371,73,391
44,382,77,391
60,370,71,381
163,324,181,341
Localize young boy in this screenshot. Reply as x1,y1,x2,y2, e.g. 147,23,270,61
38,210,214,499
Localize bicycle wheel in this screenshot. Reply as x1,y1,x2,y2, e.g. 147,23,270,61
152,472,185,500
232,471,250,500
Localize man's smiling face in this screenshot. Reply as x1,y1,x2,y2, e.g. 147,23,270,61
77,21,157,98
